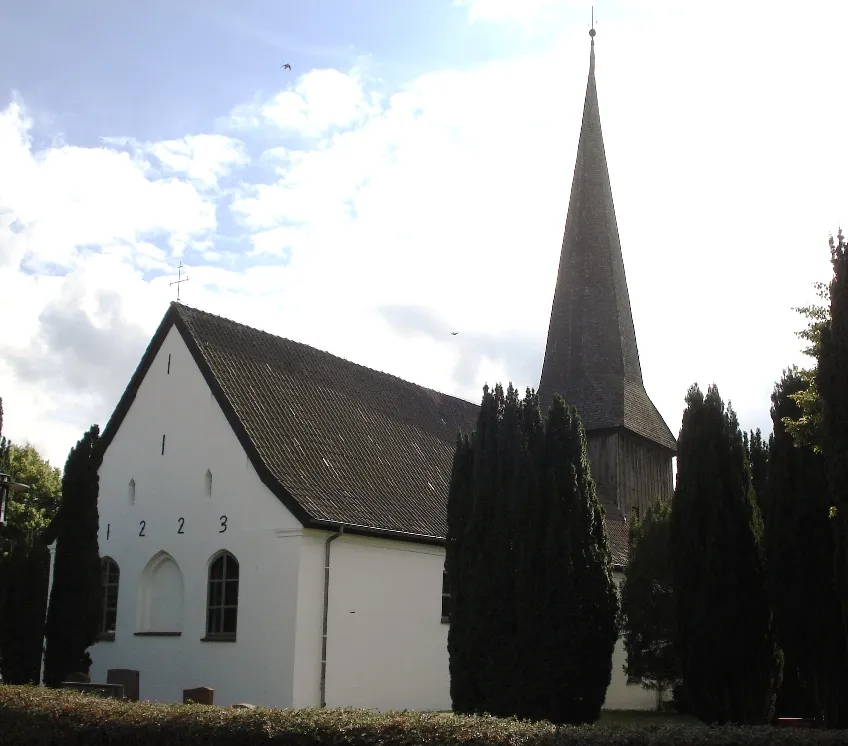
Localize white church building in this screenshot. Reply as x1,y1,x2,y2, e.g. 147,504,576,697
76,301,656,711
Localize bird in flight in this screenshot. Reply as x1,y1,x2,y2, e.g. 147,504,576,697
451,332,458,336
281,63,292,70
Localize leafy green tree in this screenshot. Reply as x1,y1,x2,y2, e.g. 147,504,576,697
816,228,848,690
784,282,829,450
620,498,679,701
671,383,781,725
766,368,847,726
43,425,103,686
1,443,62,542
0,441,62,685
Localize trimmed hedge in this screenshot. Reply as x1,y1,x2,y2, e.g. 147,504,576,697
0,685,846,746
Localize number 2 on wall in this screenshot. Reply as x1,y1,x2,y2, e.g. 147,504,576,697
177,517,185,534
139,520,146,537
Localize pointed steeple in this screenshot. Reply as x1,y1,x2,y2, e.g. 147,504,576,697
538,30,676,453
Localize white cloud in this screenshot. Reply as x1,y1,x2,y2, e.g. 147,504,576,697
0,102,217,271
454,0,562,25
146,134,250,187
2,0,848,471
227,68,377,137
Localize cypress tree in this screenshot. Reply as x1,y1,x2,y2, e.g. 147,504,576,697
671,384,781,724
482,384,522,716
0,539,50,683
513,389,546,720
446,430,475,713
767,369,847,726
540,396,618,724
620,499,679,700
744,428,771,520
43,425,103,686
817,229,848,672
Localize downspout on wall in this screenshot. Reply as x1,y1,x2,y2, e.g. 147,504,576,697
320,526,344,708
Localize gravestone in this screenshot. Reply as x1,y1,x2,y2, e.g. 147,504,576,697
183,686,214,705
107,669,140,701
60,682,125,699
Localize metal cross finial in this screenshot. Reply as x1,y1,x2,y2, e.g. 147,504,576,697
170,262,190,302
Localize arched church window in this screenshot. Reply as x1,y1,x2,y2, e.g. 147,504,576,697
100,557,120,640
205,469,213,497
441,565,450,623
205,552,239,641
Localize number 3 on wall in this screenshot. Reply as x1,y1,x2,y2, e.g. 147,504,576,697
219,515,227,533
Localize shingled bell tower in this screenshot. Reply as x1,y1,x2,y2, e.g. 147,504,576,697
538,27,676,521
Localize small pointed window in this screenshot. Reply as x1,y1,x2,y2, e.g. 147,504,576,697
128,479,136,505
441,566,450,622
205,469,213,497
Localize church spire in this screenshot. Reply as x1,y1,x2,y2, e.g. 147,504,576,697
538,28,676,452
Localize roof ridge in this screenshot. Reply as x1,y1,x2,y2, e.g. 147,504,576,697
172,302,480,410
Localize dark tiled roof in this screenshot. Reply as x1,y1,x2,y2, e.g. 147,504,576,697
537,44,676,455
100,303,631,565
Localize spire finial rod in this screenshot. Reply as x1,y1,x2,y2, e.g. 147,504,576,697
589,6,596,45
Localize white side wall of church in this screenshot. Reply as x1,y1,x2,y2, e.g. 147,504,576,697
91,325,304,707
293,532,451,712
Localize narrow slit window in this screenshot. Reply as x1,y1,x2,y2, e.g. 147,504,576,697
128,479,136,505
161,434,166,455
167,353,171,374
205,469,213,497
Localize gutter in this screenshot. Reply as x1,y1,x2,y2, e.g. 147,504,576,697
320,526,344,708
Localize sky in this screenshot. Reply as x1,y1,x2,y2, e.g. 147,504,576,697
1,0,846,470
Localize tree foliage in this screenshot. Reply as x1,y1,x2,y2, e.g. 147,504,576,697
0,401,62,686
671,383,781,725
620,498,679,698
766,368,847,726
815,228,848,696
43,425,103,687
743,429,771,520
446,386,617,724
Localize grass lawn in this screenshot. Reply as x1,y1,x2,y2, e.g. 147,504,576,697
596,710,700,727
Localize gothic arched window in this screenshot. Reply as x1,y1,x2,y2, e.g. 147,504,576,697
100,557,120,639
205,551,239,641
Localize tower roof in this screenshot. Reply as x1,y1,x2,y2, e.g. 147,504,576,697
538,34,676,453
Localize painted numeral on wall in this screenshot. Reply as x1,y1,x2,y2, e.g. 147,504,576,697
139,520,146,537
219,515,228,534
177,517,185,534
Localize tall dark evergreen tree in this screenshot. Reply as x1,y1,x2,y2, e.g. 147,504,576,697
512,389,547,720
43,425,103,686
446,430,475,713
767,368,847,726
540,396,618,724
0,538,50,683
620,498,679,700
671,384,781,725
744,428,771,520
816,229,848,672
447,387,617,724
